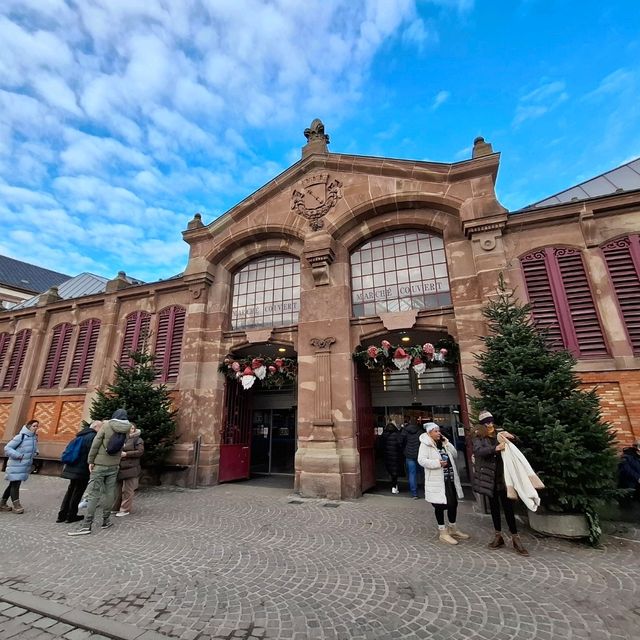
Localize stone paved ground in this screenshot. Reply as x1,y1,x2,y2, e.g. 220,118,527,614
0,476,638,640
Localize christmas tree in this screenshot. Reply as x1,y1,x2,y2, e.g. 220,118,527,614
469,274,619,544
90,348,178,468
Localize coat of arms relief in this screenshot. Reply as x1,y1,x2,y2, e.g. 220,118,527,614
291,173,342,231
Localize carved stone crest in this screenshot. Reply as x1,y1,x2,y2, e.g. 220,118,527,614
291,173,342,231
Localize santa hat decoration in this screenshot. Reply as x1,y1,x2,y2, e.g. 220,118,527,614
392,347,411,370
412,356,426,375
241,366,256,390
251,358,266,380
274,358,284,370
423,343,435,361
268,365,277,374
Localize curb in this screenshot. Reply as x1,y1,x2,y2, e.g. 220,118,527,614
0,585,170,640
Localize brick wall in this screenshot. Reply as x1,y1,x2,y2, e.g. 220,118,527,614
580,371,640,447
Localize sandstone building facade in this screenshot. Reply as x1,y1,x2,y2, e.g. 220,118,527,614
1,121,639,499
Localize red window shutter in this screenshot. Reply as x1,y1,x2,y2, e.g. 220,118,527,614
154,306,185,383
2,329,32,391
554,248,608,358
67,318,101,387
41,323,72,388
0,332,10,372
602,235,640,354
119,311,151,367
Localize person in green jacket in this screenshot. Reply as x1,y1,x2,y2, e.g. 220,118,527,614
68,408,131,536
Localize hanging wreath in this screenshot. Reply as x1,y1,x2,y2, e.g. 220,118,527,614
352,337,459,372
218,355,297,390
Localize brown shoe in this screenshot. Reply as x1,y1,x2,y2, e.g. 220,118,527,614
11,500,24,514
488,532,505,549
512,535,529,557
0,500,11,512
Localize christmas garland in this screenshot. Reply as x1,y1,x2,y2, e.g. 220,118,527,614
352,338,459,372
218,356,297,390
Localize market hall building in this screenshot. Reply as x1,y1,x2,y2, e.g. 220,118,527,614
1,121,639,499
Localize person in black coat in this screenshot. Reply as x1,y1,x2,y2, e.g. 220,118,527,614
401,418,423,499
56,420,101,523
380,422,403,494
619,441,640,501
472,410,528,556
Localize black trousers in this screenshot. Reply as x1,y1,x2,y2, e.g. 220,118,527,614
2,481,21,502
433,481,458,525
489,489,518,534
58,478,89,520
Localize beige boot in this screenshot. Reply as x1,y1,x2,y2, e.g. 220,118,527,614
448,524,470,540
438,527,458,545
11,500,24,514
0,499,11,512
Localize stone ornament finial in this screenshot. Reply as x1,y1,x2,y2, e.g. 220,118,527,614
291,173,342,231
304,118,329,144
188,212,204,230
472,136,494,158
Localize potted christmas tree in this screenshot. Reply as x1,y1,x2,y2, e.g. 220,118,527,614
469,275,619,545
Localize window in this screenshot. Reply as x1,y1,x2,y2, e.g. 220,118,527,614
350,230,451,317
119,311,151,367
1,329,32,391
601,235,640,354
521,247,608,358
40,323,73,388
231,255,300,330
154,306,185,383
67,318,101,387
0,332,10,373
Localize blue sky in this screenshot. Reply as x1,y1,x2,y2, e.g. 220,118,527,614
1,0,639,283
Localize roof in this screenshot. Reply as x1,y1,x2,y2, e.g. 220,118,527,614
526,157,640,209
0,254,70,294
11,273,108,309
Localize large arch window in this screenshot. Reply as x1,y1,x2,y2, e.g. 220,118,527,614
601,235,640,354
350,230,451,317
231,255,300,330
40,322,73,388
521,247,608,358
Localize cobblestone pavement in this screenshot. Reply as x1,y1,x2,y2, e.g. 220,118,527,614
0,476,638,640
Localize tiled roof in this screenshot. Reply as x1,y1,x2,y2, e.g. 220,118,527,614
0,254,70,293
525,157,640,209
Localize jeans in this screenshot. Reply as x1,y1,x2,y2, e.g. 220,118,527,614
86,465,118,522
406,458,419,497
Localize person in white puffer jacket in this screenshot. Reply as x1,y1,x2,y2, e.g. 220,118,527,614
418,422,469,545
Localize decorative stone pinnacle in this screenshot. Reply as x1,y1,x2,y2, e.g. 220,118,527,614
304,119,329,144
188,212,205,230
472,136,494,158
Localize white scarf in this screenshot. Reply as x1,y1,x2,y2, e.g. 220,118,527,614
498,432,545,512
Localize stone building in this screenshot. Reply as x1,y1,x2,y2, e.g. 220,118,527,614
1,121,639,499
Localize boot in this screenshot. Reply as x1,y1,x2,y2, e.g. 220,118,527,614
0,499,11,512
512,534,530,557
448,524,470,540
488,532,505,549
11,500,24,514
68,517,92,536
438,527,458,545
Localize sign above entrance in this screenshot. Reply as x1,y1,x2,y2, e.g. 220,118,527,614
291,173,342,231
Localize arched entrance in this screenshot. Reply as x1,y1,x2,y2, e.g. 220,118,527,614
218,343,297,483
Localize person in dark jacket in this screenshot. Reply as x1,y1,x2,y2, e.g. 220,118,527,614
619,441,640,501
56,420,102,523
401,417,423,499
113,424,144,516
472,410,528,556
380,422,403,494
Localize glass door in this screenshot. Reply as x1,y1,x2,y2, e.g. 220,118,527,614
250,408,297,475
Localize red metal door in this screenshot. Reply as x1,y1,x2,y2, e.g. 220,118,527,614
354,363,376,492
218,381,252,482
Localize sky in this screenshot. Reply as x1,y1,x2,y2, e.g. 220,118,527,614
1,0,639,283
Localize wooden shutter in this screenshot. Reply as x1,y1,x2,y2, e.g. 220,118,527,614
0,332,10,373
2,329,32,391
67,318,101,387
154,306,185,383
602,235,640,354
119,311,151,367
41,323,73,388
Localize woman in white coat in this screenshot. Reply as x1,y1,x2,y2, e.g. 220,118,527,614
418,422,469,545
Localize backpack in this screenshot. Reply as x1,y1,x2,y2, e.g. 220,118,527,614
105,431,127,455
61,435,84,465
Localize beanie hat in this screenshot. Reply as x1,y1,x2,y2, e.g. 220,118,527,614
478,410,494,425
425,422,440,433
112,408,128,421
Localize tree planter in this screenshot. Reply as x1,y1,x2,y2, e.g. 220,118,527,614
528,510,589,539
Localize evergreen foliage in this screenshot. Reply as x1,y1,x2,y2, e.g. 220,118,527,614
90,348,178,468
469,275,619,544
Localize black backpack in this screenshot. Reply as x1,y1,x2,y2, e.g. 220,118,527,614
105,431,127,455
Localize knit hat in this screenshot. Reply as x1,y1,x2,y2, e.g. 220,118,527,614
111,408,128,421
478,410,494,425
424,422,440,433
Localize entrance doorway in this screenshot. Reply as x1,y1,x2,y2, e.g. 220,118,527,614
251,407,297,475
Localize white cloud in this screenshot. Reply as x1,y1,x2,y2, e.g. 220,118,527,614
513,79,568,126
432,90,450,110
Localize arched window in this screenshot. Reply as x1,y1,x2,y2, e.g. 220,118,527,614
119,311,151,367
231,255,300,330
601,235,640,354
1,329,31,391
350,230,451,317
0,332,10,373
154,306,186,383
67,318,101,387
40,322,73,388
521,247,608,358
